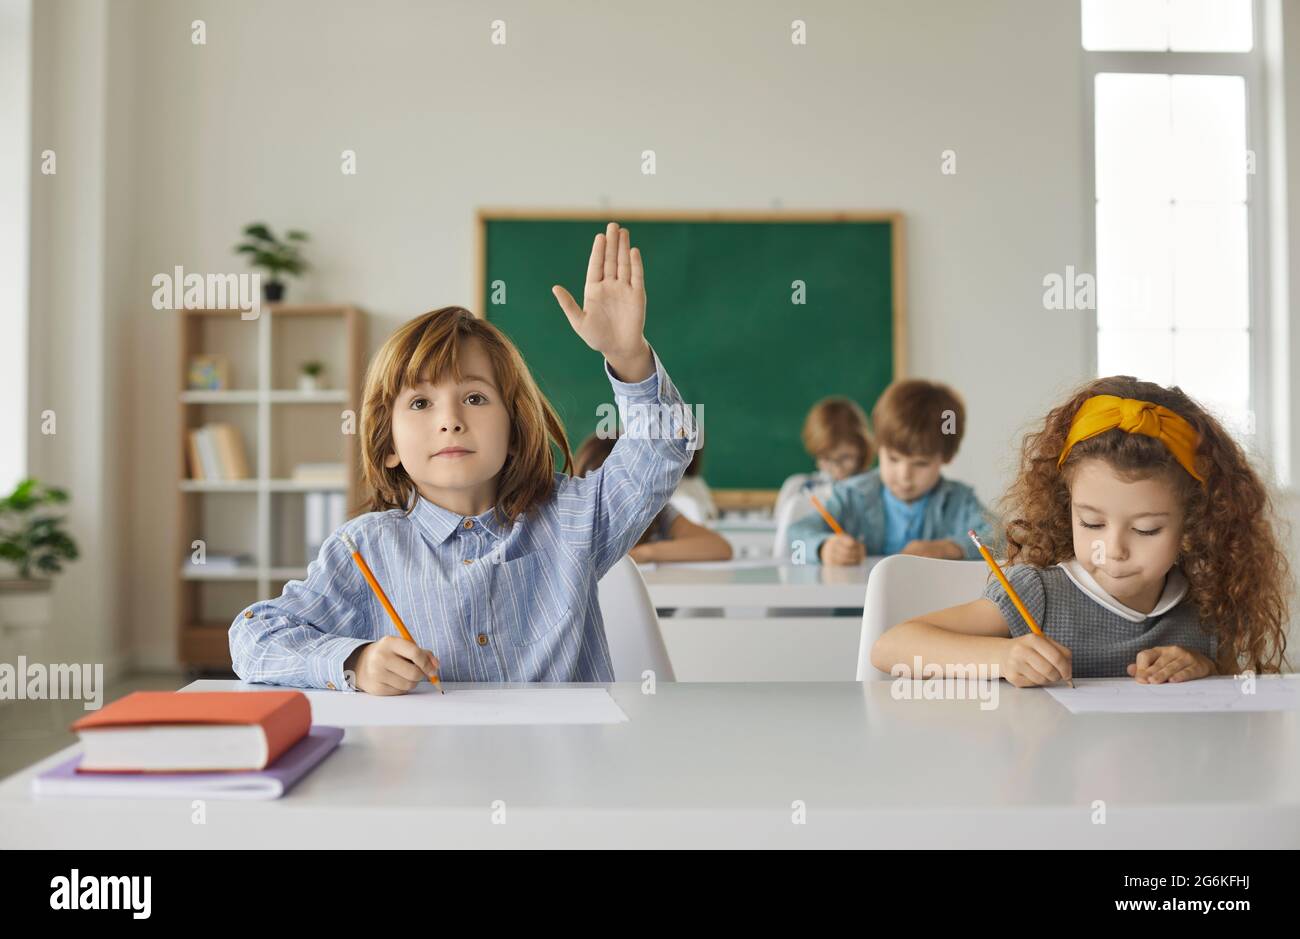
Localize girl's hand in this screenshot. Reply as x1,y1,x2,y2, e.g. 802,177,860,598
552,221,653,382
1127,645,1216,683
999,633,1073,687
344,636,440,695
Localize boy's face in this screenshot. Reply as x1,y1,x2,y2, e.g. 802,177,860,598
816,441,864,481
878,445,943,503
384,337,512,515
1068,458,1185,612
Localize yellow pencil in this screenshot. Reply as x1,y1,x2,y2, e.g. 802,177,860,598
809,493,846,536
967,530,1074,688
340,532,443,693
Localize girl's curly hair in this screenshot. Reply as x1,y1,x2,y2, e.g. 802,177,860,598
999,375,1291,674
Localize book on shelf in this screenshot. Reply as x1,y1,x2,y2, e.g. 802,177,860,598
185,422,251,481
291,461,346,485
305,490,347,561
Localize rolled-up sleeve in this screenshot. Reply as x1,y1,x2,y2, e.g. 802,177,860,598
228,530,374,690
580,346,697,578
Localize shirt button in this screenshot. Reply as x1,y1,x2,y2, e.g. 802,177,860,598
463,558,474,565
243,610,254,618
326,682,336,690
476,633,488,646
463,519,473,529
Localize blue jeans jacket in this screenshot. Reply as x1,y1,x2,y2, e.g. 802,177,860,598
785,467,995,563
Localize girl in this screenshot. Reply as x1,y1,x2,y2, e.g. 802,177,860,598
573,432,732,563
871,376,1291,685
229,223,697,693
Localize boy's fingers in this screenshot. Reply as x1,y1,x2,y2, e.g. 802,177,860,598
604,222,619,279
617,228,631,282
385,655,427,685
586,233,605,283
552,286,583,329
630,246,644,289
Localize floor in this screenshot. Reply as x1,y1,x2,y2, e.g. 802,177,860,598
0,670,194,780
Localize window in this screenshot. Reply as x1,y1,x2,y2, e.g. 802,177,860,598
1085,0,1265,450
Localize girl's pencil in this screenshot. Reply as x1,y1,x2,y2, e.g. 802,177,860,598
967,530,1074,688
808,493,846,536
339,531,443,693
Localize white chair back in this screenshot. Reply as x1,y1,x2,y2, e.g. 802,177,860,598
598,555,676,681
856,555,992,680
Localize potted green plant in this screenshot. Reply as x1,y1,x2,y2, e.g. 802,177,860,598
233,222,311,302
298,360,327,392
0,479,79,672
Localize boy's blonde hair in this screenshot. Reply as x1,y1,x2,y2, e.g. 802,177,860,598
871,379,965,462
359,306,573,522
801,397,874,470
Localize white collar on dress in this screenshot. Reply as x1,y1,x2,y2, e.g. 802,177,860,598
1058,558,1188,622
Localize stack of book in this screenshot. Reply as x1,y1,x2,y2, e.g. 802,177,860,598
186,422,252,481
296,463,348,561
31,691,341,800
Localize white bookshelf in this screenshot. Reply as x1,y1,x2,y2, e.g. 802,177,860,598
176,305,364,669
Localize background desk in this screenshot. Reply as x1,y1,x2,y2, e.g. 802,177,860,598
3,680,1296,849
641,561,877,681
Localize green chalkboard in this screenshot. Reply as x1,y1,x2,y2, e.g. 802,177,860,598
478,213,901,491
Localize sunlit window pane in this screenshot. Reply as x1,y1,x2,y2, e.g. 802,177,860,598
1173,202,1249,329
1172,74,1247,202
1096,201,1173,329
1095,73,1172,202
1098,328,1174,386
1168,0,1253,52
1173,327,1249,414
1082,0,1252,52
1083,0,1168,51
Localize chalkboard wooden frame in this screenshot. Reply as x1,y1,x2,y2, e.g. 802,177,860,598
474,209,906,509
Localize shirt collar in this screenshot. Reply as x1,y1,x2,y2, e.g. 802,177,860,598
407,491,508,546
881,483,933,514
1058,558,1189,622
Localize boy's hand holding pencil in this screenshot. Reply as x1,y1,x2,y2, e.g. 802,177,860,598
552,221,654,384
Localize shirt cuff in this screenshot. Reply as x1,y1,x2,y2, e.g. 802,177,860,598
790,530,832,565
604,344,663,400
311,635,373,692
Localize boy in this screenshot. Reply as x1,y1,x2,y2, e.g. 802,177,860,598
787,379,992,565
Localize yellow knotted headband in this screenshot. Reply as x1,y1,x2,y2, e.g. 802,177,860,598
1057,394,1204,484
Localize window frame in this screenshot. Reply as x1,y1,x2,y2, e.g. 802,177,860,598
1082,0,1274,468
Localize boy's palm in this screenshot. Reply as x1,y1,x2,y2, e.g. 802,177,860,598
552,222,646,360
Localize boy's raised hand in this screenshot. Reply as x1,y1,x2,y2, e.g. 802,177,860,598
552,222,653,382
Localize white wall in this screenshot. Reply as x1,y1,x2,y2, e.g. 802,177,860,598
22,0,1297,669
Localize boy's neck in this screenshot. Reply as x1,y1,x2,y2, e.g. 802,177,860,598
414,481,498,519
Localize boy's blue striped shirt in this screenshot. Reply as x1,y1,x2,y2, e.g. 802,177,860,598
229,348,694,689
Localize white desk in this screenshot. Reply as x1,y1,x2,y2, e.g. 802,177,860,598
640,560,876,608
640,561,876,681
3,680,1295,848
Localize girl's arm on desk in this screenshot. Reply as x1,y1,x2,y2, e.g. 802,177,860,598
870,599,1073,687
630,514,733,563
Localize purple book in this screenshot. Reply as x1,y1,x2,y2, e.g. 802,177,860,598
31,726,344,801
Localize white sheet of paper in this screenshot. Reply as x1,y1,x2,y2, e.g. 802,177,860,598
299,686,629,726
1044,675,1300,713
